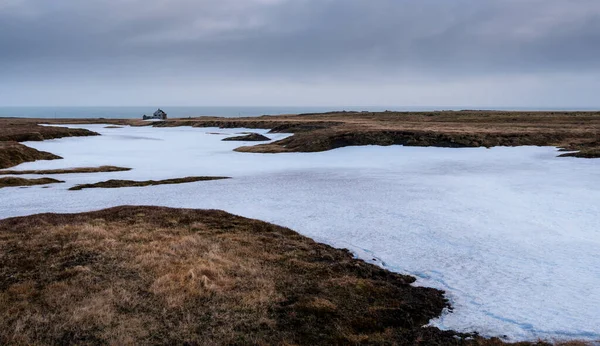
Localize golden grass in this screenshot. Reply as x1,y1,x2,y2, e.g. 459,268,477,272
0,166,131,175
69,176,230,191
0,206,448,345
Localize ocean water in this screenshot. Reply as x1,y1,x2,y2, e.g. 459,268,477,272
0,106,406,118
1,124,599,342
1,106,598,119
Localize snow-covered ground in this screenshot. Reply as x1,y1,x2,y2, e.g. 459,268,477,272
1,124,599,342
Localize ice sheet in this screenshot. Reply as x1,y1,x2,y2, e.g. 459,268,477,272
1,124,599,342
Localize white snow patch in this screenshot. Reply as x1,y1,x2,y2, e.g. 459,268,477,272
1,124,600,342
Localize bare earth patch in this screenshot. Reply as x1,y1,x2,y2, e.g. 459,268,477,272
69,176,230,191
0,177,63,188
0,166,131,175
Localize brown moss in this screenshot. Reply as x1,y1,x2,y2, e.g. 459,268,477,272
0,177,63,188
0,166,131,175
0,119,101,169
0,206,446,345
69,176,230,191
0,206,586,345
0,142,62,169
222,133,271,141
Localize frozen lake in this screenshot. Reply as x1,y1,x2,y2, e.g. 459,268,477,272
1,124,599,342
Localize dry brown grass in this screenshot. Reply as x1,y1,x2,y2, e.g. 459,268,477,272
0,207,593,345
150,111,600,157
4,111,600,158
0,206,451,345
0,119,99,143
0,119,101,168
0,142,62,169
0,165,131,175
0,177,63,188
69,176,230,191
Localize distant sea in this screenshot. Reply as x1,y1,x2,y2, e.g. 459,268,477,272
0,106,597,119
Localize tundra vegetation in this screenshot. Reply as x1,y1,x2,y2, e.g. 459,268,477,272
69,177,231,191
0,113,597,344
0,177,63,188
0,206,588,345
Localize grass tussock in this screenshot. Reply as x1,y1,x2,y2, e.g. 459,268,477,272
0,166,131,175
0,206,449,345
0,177,63,188
69,176,230,191
0,142,62,169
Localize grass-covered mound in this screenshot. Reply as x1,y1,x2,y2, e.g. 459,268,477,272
0,206,451,345
0,142,61,169
69,176,230,191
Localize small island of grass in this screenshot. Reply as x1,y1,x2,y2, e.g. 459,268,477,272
0,166,131,175
69,176,230,191
0,177,64,188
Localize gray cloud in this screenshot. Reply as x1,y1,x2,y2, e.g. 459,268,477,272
1,0,600,106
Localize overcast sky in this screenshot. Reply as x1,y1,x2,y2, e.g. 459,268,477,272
1,0,599,107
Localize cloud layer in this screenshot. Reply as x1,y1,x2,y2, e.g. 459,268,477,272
1,0,599,107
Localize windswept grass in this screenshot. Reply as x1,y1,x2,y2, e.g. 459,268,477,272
0,206,589,345
0,177,63,188
0,206,449,345
69,176,230,190
0,166,131,175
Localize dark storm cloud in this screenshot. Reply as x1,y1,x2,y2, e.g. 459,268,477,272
1,0,600,106
2,0,600,78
